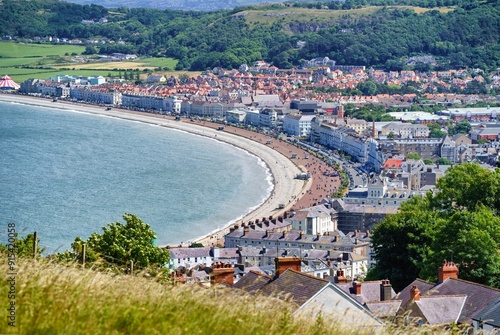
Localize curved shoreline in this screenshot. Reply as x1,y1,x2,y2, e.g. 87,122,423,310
0,93,310,246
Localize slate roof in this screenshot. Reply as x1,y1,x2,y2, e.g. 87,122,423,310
395,278,435,306
259,269,330,306
365,300,402,318
472,297,500,327
233,270,273,294
213,247,238,259
414,295,467,324
169,247,211,259
335,280,397,304
424,278,500,323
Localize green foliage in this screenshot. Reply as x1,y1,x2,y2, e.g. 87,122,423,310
0,232,45,259
367,196,440,290
77,213,169,269
369,163,500,290
435,157,451,165
406,152,421,160
448,120,471,136
423,158,433,164
2,0,500,71
431,163,500,213
427,122,446,138
344,104,397,122
189,242,204,248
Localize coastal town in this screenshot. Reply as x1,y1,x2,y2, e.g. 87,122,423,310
2,56,500,332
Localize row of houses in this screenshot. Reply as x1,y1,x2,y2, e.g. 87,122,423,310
170,252,500,332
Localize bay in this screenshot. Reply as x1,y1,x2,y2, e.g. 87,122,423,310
0,102,272,253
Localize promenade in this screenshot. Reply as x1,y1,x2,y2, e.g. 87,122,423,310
0,93,341,246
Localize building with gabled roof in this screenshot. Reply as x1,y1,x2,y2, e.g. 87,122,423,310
472,297,500,334
232,270,273,294
397,261,500,326
233,257,383,327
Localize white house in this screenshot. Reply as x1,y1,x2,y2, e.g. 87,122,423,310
283,114,315,137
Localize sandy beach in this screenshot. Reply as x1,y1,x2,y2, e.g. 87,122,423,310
1,93,341,246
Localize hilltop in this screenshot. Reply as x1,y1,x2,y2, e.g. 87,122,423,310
61,0,318,11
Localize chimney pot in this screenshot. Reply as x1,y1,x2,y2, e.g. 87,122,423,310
335,269,347,283
353,281,362,295
438,260,459,282
410,285,420,301
380,279,392,301
274,256,301,277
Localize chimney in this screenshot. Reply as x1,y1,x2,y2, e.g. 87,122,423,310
299,231,305,240
353,281,362,295
243,226,250,236
275,256,301,277
278,216,283,223
380,279,392,301
210,262,234,286
335,269,347,284
282,231,287,238
410,285,420,301
438,260,459,282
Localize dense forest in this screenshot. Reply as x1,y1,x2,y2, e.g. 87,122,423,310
1,0,499,72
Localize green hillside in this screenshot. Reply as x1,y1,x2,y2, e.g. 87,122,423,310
1,0,499,72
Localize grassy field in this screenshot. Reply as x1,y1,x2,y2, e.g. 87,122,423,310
239,5,455,27
0,41,85,58
0,256,451,335
0,41,190,83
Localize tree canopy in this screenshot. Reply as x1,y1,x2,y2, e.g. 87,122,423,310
72,213,169,269
367,163,500,291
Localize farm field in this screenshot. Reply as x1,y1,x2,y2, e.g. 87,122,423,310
0,41,85,58
0,41,196,83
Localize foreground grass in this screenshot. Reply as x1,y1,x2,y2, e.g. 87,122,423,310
0,257,458,334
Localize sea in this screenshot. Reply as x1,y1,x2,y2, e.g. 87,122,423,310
0,101,272,253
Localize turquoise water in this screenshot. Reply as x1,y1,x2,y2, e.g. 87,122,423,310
0,102,272,253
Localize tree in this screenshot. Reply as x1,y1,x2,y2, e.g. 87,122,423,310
430,163,500,214
406,152,421,160
448,120,471,136
366,196,439,291
435,157,452,165
0,232,45,259
368,163,500,290
422,207,500,287
424,159,433,165
427,122,446,138
77,213,169,269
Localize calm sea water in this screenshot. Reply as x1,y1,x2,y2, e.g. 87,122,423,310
0,102,272,253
